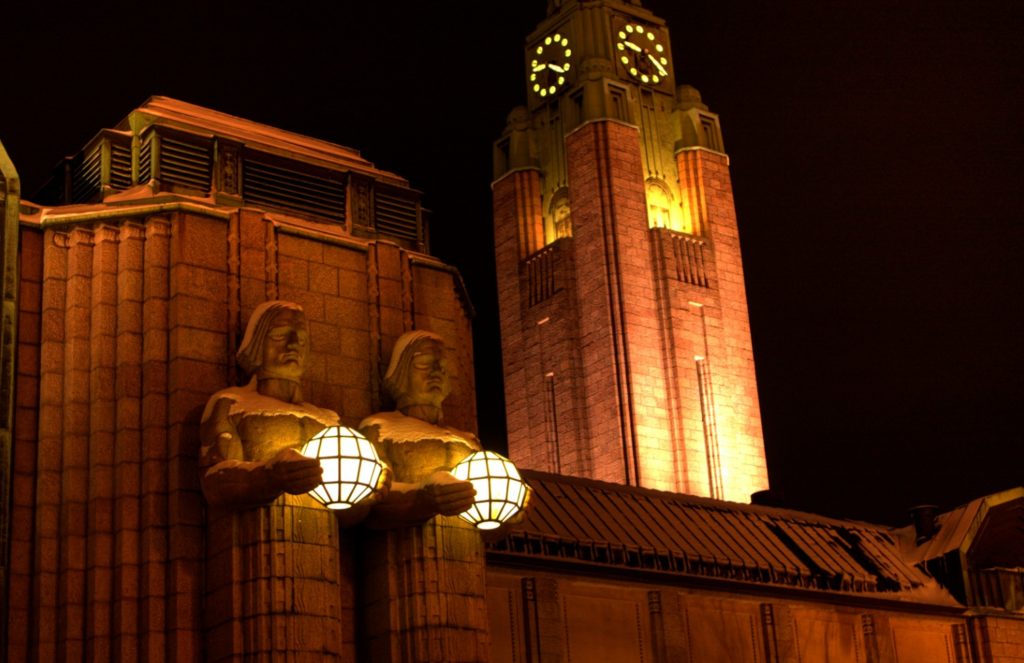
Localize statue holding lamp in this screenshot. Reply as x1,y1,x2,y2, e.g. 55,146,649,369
199,304,524,661
355,330,528,661
199,301,387,659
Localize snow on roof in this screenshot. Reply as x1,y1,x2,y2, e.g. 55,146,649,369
897,487,1024,565
122,96,409,185
488,469,962,606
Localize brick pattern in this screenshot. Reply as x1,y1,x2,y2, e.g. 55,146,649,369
494,170,594,478
567,121,675,488
498,122,681,490
206,496,345,662
676,150,768,501
6,228,42,663
141,218,172,660
361,516,490,663
494,170,544,465
10,207,476,660
972,615,1024,662
495,124,769,500
488,570,1013,663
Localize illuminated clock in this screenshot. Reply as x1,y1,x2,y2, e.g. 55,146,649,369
530,33,572,98
615,23,670,85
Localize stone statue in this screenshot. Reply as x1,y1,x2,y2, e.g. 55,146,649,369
357,330,491,662
199,301,365,660
200,301,332,507
359,330,479,526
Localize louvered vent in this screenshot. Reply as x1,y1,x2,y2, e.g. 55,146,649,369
138,134,153,184
243,157,345,223
70,144,102,203
160,136,211,192
374,188,420,242
109,141,132,190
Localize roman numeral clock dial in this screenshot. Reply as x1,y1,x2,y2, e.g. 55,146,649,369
530,33,572,98
616,23,669,85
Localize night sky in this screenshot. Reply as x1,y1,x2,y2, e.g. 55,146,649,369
3,1,1021,525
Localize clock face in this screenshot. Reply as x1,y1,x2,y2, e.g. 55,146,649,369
615,23,670,85
530,33,572,98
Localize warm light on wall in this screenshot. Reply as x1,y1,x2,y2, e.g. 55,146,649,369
646,179,692,233
545,190,572,245
301,426,384,510
452,451,528,530
678,190,696,234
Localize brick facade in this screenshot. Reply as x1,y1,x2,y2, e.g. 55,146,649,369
494,118,768,500
487,570,991,663
6,206,475,661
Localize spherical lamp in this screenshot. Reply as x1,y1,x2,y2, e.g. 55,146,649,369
301,426,384,510
451,450,528,530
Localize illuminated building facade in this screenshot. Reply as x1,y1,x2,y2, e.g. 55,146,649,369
0,97,478,661
0,2,1022,661
493,0,768,500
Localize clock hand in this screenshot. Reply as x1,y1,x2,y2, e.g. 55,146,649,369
533,63,548,72
648,53,667,76
622,40,642,53
548,63,565,73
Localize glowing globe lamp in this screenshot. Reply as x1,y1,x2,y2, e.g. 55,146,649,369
301,426,384,510
451,451,527,530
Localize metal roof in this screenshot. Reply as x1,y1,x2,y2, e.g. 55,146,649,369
897,487,1024,566
119,96,410,185
488,470,958,603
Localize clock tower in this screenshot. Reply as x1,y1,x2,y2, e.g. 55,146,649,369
493,0,769,501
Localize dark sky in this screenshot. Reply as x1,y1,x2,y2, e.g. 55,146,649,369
3,0,1021,525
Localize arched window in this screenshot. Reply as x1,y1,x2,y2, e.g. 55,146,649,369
546,189,572,243
646,179,680,231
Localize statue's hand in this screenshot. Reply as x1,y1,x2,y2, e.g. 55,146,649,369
359,464,393,508
421,470,476,516
267,448,323,495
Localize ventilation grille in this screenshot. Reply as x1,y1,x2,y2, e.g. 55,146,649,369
374,188,419,242
109,141,132,190
525,243,561,307
243,157,346,223
70,144,102,203
138,134,153,184
669,233,709,287
160,136,211,192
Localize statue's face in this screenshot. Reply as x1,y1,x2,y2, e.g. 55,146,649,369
258,308,308,381
401,339,451,409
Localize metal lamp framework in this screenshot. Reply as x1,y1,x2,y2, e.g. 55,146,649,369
301,426,384,510
452,451,528,530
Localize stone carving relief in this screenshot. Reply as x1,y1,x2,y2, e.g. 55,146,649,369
219,144,239,195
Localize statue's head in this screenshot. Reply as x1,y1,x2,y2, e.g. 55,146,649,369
384,330,451,411
236,301,308,381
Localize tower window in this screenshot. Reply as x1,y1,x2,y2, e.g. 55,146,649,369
700,115,723,152
645,179,690,232
546,189,572,244
553,200,572,239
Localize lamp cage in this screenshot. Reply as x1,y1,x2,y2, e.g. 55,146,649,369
451,450,527,530
301,426,384,510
